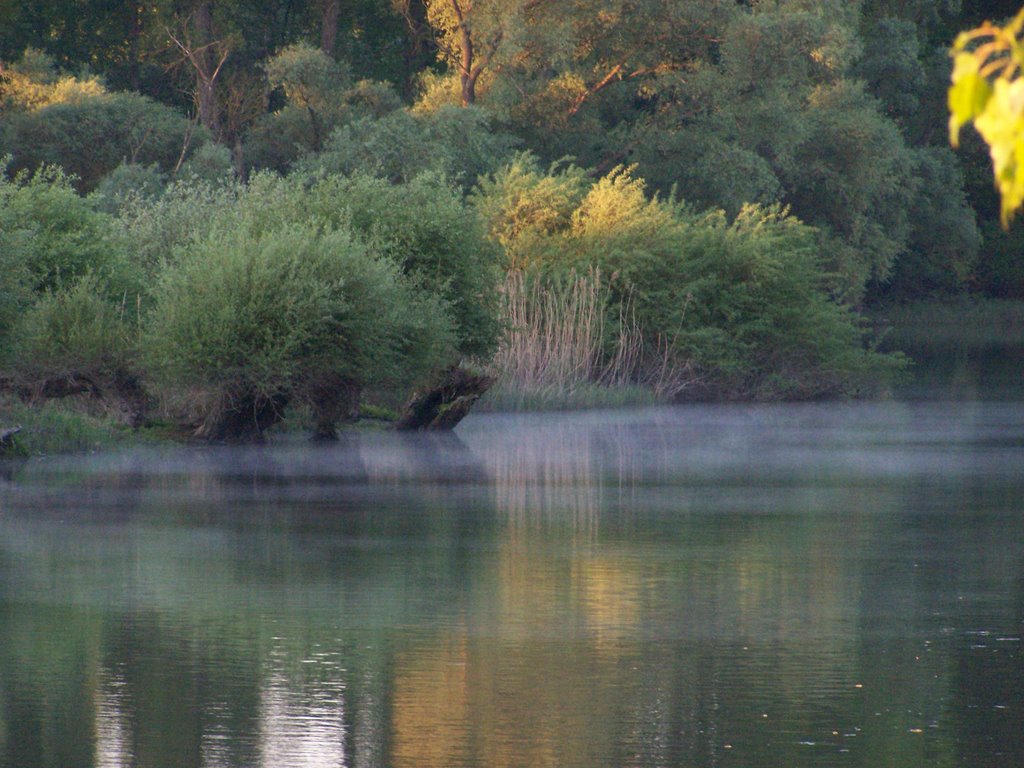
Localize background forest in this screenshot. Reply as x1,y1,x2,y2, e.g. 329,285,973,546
0,0,1021,444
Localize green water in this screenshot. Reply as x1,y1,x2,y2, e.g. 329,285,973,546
1,373,1022,767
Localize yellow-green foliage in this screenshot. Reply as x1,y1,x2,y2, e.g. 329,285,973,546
949,9,1024,226
0,48,104,111
471,154,591,262
474,157,903,399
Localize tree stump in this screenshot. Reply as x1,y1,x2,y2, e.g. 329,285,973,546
395,367,494,431
0,426,22,456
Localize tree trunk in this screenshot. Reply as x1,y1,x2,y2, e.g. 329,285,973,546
305,373,362,441
453,0,476,105
320,0,340,57
395,367,494,431
194,390,287,443
193,2,222,139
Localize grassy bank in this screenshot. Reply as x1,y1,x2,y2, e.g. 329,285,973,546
477,382,661,413
873,298,1024,348
0,396,142,458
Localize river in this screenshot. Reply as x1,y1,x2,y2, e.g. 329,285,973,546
0,349,1022,768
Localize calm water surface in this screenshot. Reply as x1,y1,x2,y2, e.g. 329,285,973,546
1,366,1022,767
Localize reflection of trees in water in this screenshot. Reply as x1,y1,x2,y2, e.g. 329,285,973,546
3,432,489,509
465,416,654,543
944,509,1024,768
94,665,131,768
4,414,1023,767
257,646,347,768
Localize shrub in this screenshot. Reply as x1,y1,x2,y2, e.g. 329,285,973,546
91,162,167,214
3,90,198,191
0,162,127,295
471,153,591,259
299,105,517,190
474,161,903,399
177,142,235,184
109,176,240,281
316,173,502,357
224,172,503,359
5,275,134,384
142,220,456,438
0,238,32,343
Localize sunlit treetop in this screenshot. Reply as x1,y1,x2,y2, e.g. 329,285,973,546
949,8,1024,226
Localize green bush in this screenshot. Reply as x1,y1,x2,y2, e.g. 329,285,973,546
317,173,503,357
5,275,134,383
0,237,32,343
91,162,167,214
109,176,240,282
632,132,782,220
3,91,198,191
142,220,456,434
0,162,129,295
300,105,517,189
177,142,235,184
216,171,502,359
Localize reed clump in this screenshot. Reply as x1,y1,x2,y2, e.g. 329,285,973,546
483,268,693,410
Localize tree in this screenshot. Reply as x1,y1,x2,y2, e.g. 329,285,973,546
1,51,201,190
166,4,231,141
398,0,514,106
629,4,918,302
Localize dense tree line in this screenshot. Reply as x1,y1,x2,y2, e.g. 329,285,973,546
0,1,1019,435
2,1,1016,299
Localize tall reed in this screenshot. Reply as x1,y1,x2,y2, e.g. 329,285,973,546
486,268,693,409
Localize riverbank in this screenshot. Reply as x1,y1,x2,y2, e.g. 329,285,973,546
5,298,1021,458
0,396,144,458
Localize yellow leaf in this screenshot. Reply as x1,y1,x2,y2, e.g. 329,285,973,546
948,54,991,146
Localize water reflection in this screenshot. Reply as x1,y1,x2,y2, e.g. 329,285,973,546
0,399,1022,768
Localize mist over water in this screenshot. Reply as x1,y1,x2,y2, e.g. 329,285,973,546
1,364,1023,767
